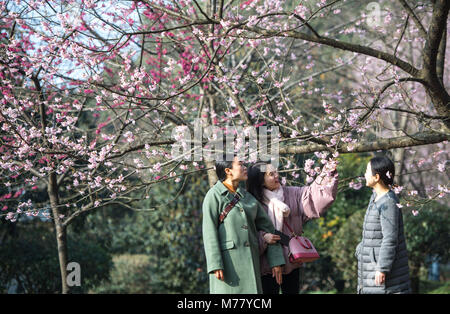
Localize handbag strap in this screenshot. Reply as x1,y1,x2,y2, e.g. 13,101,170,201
283,220,311,249
219,193,240,224
283,220,302,237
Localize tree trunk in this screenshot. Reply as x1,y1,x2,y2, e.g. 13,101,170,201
421,0,450,130
205,160,218,188
201,0,219,189
436,24,446,85
393,114,409,186
48,172,69,294
421,52,450,131
34,73,70,293
201,94,218,188
410,261,421,294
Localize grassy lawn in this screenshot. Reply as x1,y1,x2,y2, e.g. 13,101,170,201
420,280,450,294
302,280,449,294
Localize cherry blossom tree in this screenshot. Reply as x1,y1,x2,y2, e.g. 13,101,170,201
1,0,448,293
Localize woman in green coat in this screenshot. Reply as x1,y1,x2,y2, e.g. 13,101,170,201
202,156,285,294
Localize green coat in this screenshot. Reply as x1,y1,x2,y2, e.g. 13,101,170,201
202,181,285,294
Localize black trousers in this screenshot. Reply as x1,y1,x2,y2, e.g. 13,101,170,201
261,268,300,294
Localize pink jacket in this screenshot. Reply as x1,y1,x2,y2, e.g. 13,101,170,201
258,173,338,275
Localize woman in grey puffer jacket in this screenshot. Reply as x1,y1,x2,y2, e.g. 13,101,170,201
355,156,411,294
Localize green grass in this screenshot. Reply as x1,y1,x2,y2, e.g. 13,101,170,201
302,280,449,294
420,280,450,294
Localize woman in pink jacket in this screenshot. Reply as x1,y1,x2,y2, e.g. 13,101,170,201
246,160,338,294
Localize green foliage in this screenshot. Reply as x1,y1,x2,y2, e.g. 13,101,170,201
404,202,449,267
6,152,443,294
300,154,371,291
329,209,365,290
67,233,113,293
87,174,210,293
324,195,449,293
0,224,112,293
91,254,152,293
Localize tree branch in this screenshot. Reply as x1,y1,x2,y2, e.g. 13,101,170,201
241,25,420,77
278,131,449,155
398,0,427,39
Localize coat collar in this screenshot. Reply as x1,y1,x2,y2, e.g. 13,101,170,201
214,180,245,198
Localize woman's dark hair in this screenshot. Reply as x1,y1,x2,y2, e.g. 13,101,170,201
246,161,269,203
369,156,395,187
215,158,234,181
214,139,237,181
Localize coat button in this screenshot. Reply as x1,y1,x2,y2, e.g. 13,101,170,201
242,225,248,229
244,241,250,247
240,208,244,212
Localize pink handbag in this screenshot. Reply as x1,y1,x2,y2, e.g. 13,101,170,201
284,221,319,263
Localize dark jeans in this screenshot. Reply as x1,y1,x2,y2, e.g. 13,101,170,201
261,268,300,294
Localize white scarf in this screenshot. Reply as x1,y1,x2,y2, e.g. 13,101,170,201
262,186,290,231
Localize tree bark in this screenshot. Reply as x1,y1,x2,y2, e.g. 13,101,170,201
436,24,446,85
201,94,219,188
392,112,410,186
420,0,450,130
48,172,69,294
421,77,450,130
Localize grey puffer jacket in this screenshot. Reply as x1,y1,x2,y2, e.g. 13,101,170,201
355,190,411,294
